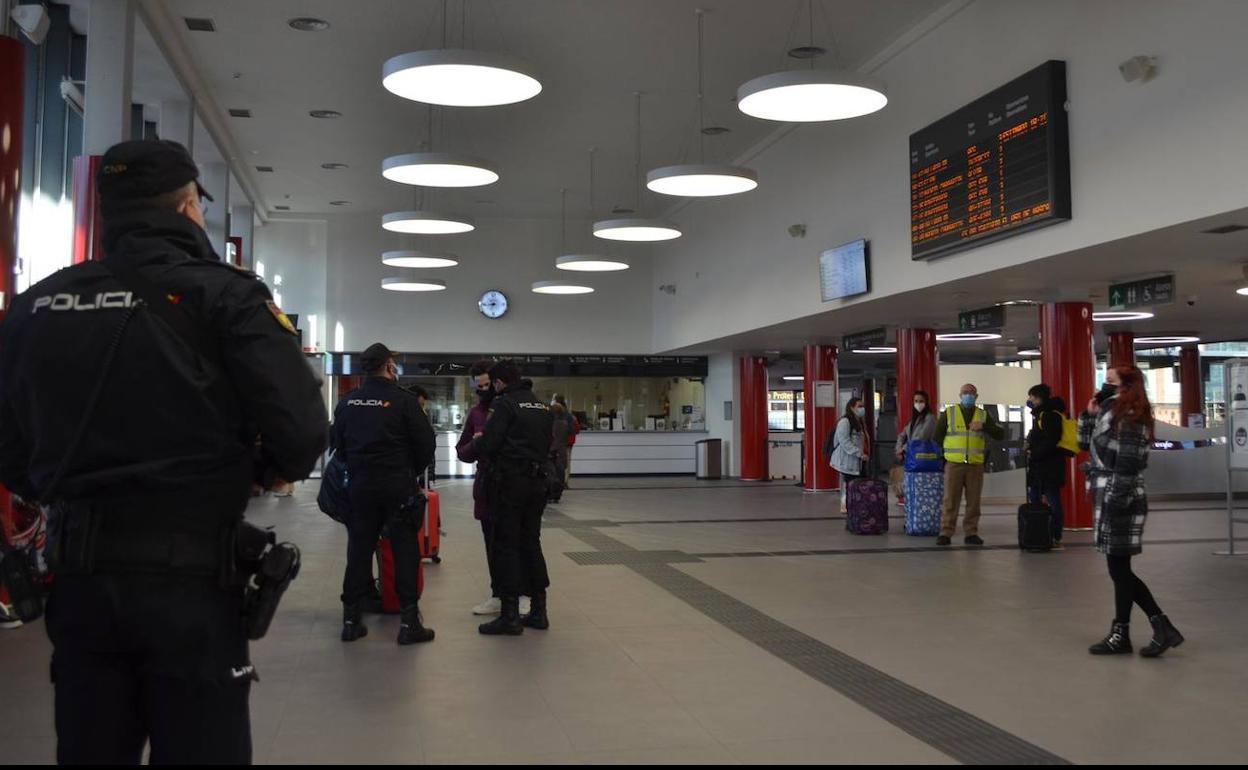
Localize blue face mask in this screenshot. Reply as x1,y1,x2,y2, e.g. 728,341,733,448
960,394,977,408
854,407,866,418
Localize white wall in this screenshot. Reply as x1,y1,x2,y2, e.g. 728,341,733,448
939,364,1040,406
324,213,654,354
652,0,1248,352
253,218,328,348
704,352,739,477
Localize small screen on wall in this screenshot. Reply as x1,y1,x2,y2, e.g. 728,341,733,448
819,239,870,302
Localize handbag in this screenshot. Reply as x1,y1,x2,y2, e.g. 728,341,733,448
904,439,943,473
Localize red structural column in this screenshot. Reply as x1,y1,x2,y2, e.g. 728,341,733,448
739,356,769,482
72,155,104,263
0,36,25,557
896,329,939,432
1040,303,1096,529
802,345,839,491
1179,345,1203,426
1107,331,1135,370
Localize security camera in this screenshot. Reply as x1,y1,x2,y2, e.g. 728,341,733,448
787,224,807,238
10,5,51,45
1119,55,1157,83
1186,295,1197,307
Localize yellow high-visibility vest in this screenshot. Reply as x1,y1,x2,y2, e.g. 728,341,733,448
943,405,987,465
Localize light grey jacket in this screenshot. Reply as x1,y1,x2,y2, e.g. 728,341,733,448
828,417,867,477
896,412,938,455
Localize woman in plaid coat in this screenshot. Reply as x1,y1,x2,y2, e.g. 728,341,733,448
1080,365,1184,658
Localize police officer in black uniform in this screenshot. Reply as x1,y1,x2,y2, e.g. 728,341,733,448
333,343,436,645
0,140,328,764
474,360,554,635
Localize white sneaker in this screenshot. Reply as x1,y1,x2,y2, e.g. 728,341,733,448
0,603,22,630
519,596,531,616
472,597,501,616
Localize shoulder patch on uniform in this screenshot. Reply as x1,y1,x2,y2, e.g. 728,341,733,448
266,300,298,334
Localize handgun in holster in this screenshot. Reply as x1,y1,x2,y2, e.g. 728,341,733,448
226,520,302,641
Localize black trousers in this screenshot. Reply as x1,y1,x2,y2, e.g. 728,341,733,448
480,519,499,597
489,472,550,598
1107,554,1162,623
344,478,420,608
46,573,252,765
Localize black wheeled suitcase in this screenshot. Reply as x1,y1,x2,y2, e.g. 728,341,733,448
1018,471,1054,552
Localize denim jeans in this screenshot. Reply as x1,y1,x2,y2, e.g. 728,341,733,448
1027,485,1065,541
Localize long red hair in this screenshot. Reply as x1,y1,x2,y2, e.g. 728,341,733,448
1111,365,1155,438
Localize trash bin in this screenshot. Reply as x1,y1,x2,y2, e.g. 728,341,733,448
695,438,722,480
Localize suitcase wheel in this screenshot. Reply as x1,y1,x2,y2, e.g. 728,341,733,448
431,556,442,564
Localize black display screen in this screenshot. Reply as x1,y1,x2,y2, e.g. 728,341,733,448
910,60,1071,260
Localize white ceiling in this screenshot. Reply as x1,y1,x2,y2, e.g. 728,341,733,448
145,0,945,218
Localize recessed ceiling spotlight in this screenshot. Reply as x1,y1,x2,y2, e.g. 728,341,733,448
288,17,330,32
329,200,351,206
274,205,291,211
255,165,274,173
309,110,342,119
610,206,635,215
935,332,1003,341
701,126,732,136
228,108,252,118
787,45,827,59
321,162,349,170
1093,311,1155,322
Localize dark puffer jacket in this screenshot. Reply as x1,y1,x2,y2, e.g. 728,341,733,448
1026,399,1067,488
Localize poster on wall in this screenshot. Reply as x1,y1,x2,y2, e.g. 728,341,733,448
1228,359,1248,470
815,381,837,408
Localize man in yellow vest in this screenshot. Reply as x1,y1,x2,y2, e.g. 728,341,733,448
935,383,1005,546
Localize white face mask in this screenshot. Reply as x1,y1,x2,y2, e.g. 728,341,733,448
914,402,926,411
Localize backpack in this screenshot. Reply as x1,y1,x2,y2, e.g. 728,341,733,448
1049,412,1079,456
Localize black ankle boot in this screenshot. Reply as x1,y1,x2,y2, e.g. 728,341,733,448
1089,621,1132,655
1140,614,1184,658
397,604,435,646
341,603,368,642
523,592,549,630
479,597,524,636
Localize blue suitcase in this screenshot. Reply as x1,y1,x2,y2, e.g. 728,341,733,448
904,471,943,536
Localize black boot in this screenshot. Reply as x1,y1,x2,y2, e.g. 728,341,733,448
523,592,549,630
479,596,524,636
397,604,435,646
1140,614,1184,658
1089,621,1132,655
341,603,368,642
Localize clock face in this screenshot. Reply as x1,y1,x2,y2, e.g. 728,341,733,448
478,290,508,319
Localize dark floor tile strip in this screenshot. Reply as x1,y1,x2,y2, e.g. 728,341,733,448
556,521,1071,765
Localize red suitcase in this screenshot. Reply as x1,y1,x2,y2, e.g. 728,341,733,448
420,488,442,564
376,536,423,614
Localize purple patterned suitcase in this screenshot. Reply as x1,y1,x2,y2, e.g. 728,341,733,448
846,479,889,535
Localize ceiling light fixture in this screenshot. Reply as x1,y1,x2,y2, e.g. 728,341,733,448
595,92,682,242
1093,311,1155,322
382,152,498,188
321,162,349,170
382,250,459,269
557,154,630,272
382,210,475,234
288,17,330,32
309,110,342,119
851,346,897,354
782,375,804,381
936,332,1003,341
1237,286,1248,296
381,277,447,292
1135,336,1200,345
1018,349,1042,357
737,0,887,123
647,11,758,198
532,280,593,295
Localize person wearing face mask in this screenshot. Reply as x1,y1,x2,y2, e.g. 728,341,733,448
934,383,1005,546
895,390,938,461
825,397,871,514
457,360,509,616
333,343,436,645
1025,383,1067,549
896,391,943,535
1082,366,1183,658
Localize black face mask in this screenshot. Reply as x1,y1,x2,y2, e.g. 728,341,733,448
1096,382,1118,404
477,387,495,403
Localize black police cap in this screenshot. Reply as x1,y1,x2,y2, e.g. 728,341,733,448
360,343,397,372
97,139,214,204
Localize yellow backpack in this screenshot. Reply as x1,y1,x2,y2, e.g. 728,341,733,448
1052,412,1079,456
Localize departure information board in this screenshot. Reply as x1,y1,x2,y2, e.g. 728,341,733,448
910,60,1071,260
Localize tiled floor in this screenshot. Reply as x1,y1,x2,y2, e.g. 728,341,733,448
3,478,1247,764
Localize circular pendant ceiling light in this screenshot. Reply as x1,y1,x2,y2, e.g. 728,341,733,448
532,280,593,295
851,346,897,354
382,50,542,107
1093,311,1155,322
647,11,758,198
936,332,1003,342
382,277,448,292
556,254,630,272
738,70,887,122
647,164,758,197
594,92,683,242
1135,336,1200,345
382,250,459,269
1018,349,1042,357
382,153,498,188
382,210,474,235
593,218,682,242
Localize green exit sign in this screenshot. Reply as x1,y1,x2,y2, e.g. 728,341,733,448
1108,276,1175,310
